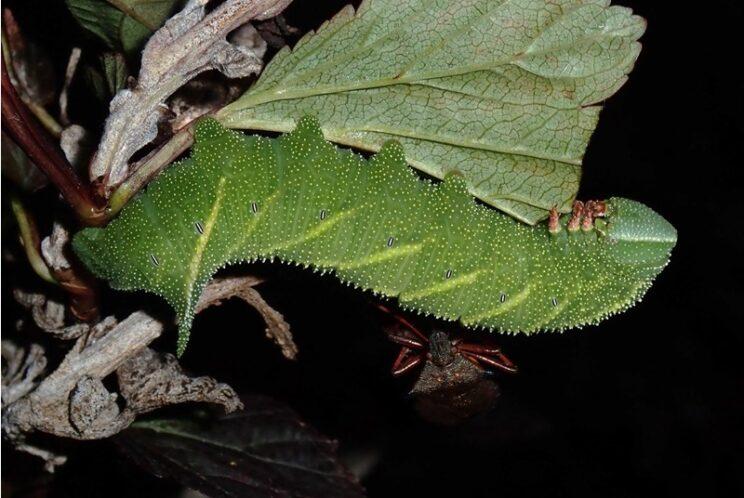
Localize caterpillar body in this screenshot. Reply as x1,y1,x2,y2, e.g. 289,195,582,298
73,117,677,354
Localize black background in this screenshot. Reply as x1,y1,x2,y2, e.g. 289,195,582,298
2,1,743,497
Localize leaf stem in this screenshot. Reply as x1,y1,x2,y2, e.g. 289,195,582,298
10,195,57,284
1,31,63,137
1,57,107,226
108,123,195,217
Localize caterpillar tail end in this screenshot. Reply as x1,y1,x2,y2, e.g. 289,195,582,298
175,319,194,357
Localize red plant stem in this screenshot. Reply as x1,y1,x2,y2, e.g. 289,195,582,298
1,57,106,226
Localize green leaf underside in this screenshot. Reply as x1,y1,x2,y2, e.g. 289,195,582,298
217,0,646,224
73,117,676,355
66,0,180,54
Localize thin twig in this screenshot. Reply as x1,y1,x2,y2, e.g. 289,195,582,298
59,47,82,127
196,276,297,359
108,122,196,216
40,224,100,321
10,195,56,284
1,11,63,137
1,57,106,225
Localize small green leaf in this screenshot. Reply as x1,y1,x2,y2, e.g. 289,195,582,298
83,53,129,105
101,52,129,95
1,134,48,192
218,0,645,224
73,117,675,355
66,0,181,55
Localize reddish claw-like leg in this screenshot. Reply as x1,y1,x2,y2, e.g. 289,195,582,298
377,304,428,343
388,334,426,350
380,304,518,376
391,348,425,376
388,335,425,375
461,352,518,373
455,342,518,373
379,304,430,376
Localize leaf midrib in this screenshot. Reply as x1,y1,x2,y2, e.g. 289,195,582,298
345,123,583,165
134,426,344,477
107,0,159,31
217,116,584,168
264,0,522,94
236,1,612,107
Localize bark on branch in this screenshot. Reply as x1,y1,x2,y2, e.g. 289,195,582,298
2,273,291,470
3,310,241,471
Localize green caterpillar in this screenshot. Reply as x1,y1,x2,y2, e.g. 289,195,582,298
73,117,676,354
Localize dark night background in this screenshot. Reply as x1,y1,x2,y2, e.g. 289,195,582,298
2,1,743,497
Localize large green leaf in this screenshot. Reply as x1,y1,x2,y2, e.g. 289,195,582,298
73,117,675,354
217,0,645,224
66,0,181,55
